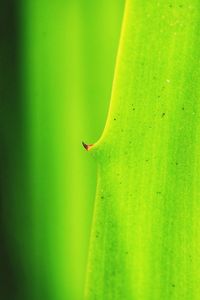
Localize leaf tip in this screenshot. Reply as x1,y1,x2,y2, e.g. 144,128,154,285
82,141,93,151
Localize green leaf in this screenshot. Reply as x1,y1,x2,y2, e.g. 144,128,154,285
85,1,200,299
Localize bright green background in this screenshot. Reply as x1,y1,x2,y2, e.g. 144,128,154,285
19,1,124,300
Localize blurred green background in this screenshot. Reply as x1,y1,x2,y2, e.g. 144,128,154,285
0,1,124,299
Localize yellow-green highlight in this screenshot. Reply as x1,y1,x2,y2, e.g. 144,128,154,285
86,1,200,299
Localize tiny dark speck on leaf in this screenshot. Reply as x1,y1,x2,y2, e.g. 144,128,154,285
162,112,166,117
182,107,185,110
101,196,104,199
176,162,178,165
114,118,116,121
172,284,175,288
